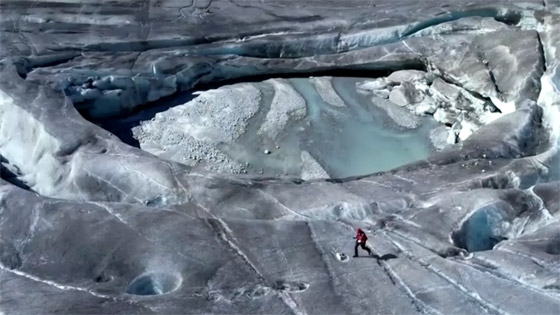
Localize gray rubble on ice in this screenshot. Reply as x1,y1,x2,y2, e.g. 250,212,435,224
1,0,560,314
131,82,261,174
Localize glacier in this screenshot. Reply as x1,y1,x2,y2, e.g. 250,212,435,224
0,0,559,314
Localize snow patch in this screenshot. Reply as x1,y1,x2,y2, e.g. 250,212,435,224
491,96,516,114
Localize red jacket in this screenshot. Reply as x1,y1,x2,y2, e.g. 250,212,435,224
356,228,368,243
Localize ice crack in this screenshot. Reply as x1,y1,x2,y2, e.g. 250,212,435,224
0,263,113,299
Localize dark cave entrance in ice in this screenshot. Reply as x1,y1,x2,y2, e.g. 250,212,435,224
452,204,510,252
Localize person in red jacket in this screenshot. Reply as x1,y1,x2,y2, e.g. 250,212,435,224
354,228,372,257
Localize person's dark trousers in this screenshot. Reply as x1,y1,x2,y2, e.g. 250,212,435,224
354,241,371,257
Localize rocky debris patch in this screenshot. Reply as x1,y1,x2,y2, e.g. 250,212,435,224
132,83,261,173
258,79,307,140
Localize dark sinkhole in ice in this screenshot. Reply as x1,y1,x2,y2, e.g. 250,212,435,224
92,76,438,178
94,272,113,283
452,204,509,252
126,272,181,296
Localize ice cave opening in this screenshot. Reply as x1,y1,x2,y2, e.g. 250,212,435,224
452,203,510,252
